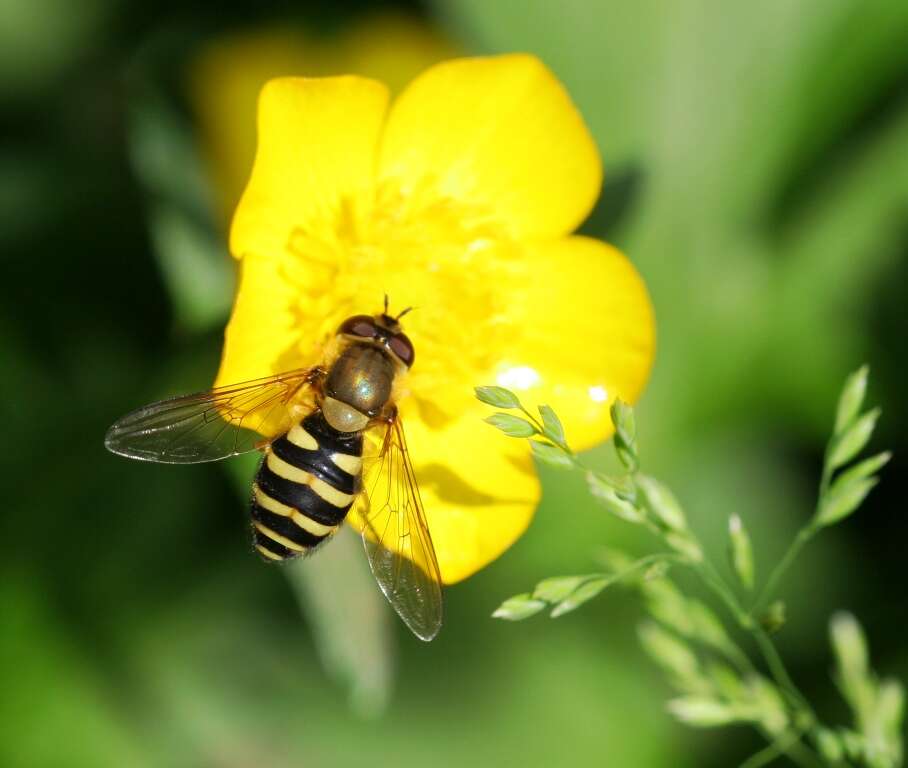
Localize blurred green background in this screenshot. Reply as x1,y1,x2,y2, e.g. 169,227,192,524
2,0,906,766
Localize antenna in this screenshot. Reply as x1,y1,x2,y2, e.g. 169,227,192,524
382,294,415,323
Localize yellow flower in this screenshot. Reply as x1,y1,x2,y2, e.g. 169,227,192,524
191,15,457,224
217,54,655,584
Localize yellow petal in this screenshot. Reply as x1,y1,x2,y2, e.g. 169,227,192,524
348,407,540,585
191,28,317,224
230,76,390,261
379,54,602,239
491,236,655,451
190,17,457,224
215,255,306,390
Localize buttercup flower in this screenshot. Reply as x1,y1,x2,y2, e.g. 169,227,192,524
218,54,655,583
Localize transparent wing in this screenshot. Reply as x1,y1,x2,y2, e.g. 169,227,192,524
358,415,443,641
104,368,319,464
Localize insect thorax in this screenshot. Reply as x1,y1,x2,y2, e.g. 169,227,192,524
322,343,396,433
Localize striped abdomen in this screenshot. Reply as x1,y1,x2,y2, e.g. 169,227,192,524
251,409,363,561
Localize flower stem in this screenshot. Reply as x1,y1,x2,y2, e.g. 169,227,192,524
741,730,823,768
699,560,753,628
753,526,815,616
605,552,688,586
520,404,574,455
752,627,815,722
740,739,789,768
753,449,834,616
695,556,818,727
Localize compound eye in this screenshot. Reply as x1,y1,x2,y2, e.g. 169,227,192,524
389,333,415,367
338,315,377,338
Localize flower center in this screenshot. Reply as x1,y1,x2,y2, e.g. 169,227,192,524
281,179,520,426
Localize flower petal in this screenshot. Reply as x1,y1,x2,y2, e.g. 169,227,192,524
379,54,602,239
348,407,540,585
191,18,457,224
493,236,655,451
214,254,305,391
191,28,319,224
230,76,390,261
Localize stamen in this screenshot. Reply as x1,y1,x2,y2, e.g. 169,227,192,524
282,181,519,422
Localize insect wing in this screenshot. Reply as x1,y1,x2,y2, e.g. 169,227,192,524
105,369,318,463
358,416,443,641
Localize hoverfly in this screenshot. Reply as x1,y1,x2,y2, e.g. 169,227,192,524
105,301,443,641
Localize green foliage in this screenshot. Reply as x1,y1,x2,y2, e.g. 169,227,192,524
586,472,646,523
474,385,522,410
529,440,573,468
610,399,638,471
546,578,612,619
817,477,880,529
636,474,687,532
759,601,787,636
479,372,902,767
491,593,547,621
828,409,882,472
483,412,537,438
728,514,755,591
537,404,565,446
830,613,905,768
835,365,870,435
753,365,891,610
832,452,893,497
493,556,680,621
815,394,889,524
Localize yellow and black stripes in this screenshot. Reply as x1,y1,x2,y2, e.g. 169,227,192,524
251,410,363,561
